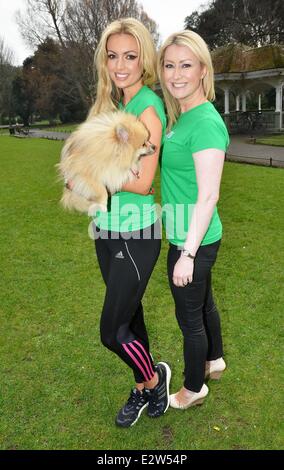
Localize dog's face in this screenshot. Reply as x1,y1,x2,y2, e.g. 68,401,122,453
114,117,156,177
137,139,157,159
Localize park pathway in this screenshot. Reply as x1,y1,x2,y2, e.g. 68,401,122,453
28,129,70,140
227,135,284,167
3,127,284,167
30,130,284,166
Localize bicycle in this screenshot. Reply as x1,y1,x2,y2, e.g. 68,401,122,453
236,112,264,134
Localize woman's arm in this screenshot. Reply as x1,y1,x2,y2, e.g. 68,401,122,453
183,148,225,254
172,148,225,287
121,106,162,195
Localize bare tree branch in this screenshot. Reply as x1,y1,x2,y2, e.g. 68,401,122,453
0,37,15,65
14,0,160,120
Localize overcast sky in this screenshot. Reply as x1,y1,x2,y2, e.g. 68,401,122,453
0,0,205,65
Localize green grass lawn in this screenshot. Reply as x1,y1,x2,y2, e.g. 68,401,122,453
255,134,284,146
0,136,283,450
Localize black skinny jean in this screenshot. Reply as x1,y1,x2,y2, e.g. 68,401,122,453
167,240,223,392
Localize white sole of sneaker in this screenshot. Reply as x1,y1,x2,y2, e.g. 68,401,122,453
157,361,171,414
130,402,148,427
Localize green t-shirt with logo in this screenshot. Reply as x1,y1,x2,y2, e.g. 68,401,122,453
94,86,166,232
161,101,229,247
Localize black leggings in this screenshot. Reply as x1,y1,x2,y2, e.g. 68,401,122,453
167,240,223,392
94,222,161,384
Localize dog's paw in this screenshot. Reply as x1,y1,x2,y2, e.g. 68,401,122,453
88,203,107,216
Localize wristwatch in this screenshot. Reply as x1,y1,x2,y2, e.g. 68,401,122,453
181,249,195,259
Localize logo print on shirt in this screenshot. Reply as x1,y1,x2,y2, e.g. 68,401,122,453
115,251,125,259
166,131,174,139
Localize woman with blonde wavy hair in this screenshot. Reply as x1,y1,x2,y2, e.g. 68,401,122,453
85,18,170,427
158,30,229,410
89,18,158,116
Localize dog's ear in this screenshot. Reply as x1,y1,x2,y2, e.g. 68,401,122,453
116,125,129,143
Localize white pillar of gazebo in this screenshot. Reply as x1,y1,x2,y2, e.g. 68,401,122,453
241,92,247,112
224,88,230,114
236,95,240,111
275,83,283,129
258,94,262,111
275,84,282,112
280,85,283,130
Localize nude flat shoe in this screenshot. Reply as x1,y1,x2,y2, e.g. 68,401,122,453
205,357,226,380
170,384,209,410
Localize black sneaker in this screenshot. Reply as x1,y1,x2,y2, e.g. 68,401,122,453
115,388,149,428
145,362,171,418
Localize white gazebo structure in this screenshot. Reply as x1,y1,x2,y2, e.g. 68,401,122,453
212,44,284,132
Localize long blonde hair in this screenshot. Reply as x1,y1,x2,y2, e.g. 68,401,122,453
88,18,157,118
157,30,215,130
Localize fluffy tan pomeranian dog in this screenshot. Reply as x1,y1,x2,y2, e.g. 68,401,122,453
57,111,156,215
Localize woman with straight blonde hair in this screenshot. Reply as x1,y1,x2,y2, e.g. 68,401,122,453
75,18,171,428
158,30,229,410
158,29,215,132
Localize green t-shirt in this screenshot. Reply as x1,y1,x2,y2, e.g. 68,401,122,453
161,101,229,247
95,86,167,232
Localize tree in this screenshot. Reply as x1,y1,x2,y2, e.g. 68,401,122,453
15,0,66,49
16,0,161,120
12,58,40,126
10,38,85,125
32,38,65,123
0,37,17,124
185,0,284,49
16,0,160,48
0,37,14,65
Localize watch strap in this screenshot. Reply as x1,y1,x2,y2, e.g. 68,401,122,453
181,249,195,259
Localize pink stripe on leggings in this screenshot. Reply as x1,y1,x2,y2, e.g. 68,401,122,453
128,342,154,381
133,340,155,378
122,343,150,381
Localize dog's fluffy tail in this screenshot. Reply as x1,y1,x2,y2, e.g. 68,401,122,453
60,188,90,214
